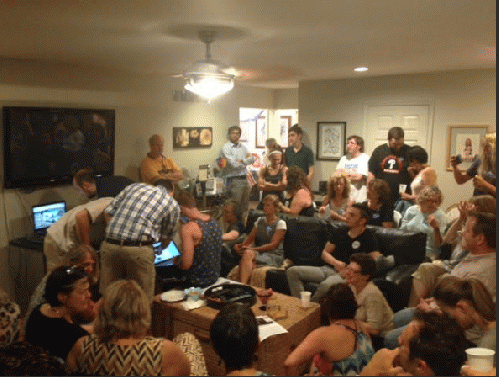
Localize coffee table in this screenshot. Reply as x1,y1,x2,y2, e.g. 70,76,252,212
152,290,321,376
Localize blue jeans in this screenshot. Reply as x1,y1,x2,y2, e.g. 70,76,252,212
383,307,416,349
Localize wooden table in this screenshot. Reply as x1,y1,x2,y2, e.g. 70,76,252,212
152,291,321,376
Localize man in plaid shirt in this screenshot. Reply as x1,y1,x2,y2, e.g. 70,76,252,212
99,179,180,299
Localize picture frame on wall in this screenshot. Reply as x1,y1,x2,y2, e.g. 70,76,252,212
316,122,346,160
280,116,291,148
446,125,489,171
173,127,213,148
256,116,267,148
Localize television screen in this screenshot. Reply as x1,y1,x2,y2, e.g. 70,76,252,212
3,106,115,189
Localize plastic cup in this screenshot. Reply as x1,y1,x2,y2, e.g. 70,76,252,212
465,347,495,373
399,184,407,194
300,291,311,307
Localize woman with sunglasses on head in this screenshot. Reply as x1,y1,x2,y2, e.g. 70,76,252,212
25,265,92,362
25,244,100,332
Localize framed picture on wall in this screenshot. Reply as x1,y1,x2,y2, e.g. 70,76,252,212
173,127,213,148
446,125,489,171
280,116,291,148
256,116,267,148
316,122,346,160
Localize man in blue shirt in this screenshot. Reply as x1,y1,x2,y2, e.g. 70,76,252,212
220,126,255,216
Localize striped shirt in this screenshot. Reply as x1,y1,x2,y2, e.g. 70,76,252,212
105,183,180,242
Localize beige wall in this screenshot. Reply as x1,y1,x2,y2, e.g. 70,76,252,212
298,68,496,209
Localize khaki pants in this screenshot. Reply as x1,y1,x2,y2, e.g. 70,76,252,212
412,262,449,296
43,235,66,274
99,241,156,300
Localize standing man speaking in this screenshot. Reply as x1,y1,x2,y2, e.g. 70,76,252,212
220,126,255,217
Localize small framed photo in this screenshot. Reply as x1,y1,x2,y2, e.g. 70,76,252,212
256,116,267,148
316,122,346,160
446,125,489,171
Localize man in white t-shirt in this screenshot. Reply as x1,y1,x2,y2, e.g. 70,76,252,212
43,197,114,273
336,135,369,202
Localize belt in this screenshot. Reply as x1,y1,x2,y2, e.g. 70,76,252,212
105,238,154,246
227,175,247,180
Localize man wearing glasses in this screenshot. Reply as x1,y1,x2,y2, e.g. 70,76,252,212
287,203,379,303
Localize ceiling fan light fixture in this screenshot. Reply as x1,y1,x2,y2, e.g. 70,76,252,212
182,30,236,100
184,74,234,100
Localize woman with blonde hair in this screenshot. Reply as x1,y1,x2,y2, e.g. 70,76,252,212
280,166,314,217
434,276,496,353
319,173,353,222
67,280,197,376
451,132,496,197
400,185,446,260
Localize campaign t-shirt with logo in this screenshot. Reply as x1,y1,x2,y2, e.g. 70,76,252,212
368,143,412,205
327,227,379,263
336,153,370,202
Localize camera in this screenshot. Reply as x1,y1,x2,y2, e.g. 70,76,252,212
454,154,463,165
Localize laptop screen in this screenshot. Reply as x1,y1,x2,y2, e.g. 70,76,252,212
153,240,181,266
32,201,66,232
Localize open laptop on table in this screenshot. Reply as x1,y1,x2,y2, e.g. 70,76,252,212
154,240,191,289
29,201,66,244
153,240,181,267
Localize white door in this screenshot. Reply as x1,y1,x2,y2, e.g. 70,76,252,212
362,105,432,159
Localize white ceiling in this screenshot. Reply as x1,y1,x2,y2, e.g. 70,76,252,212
0,0,495,89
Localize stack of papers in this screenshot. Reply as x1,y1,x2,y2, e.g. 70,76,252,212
257,316,288,341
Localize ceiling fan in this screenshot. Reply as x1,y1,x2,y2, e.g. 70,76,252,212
176,30,236,100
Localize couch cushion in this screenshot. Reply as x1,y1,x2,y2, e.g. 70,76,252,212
284,216,328,266
367,226,426,265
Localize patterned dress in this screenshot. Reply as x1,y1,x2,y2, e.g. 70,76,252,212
77,335,163,376
312,322,375,376
185,218,223,287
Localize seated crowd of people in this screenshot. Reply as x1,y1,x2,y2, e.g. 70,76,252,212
0,127,495,376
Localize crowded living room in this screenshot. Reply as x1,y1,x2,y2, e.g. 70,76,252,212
0,1,496,376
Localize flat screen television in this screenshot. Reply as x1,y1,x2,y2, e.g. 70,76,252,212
3,106,115,189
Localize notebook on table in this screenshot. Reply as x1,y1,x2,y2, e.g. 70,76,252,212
29,201,66,244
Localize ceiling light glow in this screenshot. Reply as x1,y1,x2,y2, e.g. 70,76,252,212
354,66,369,72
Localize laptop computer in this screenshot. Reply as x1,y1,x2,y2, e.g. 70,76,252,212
29,201,66,244
153,240,181,267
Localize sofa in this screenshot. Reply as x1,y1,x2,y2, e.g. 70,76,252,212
243,210,427,313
